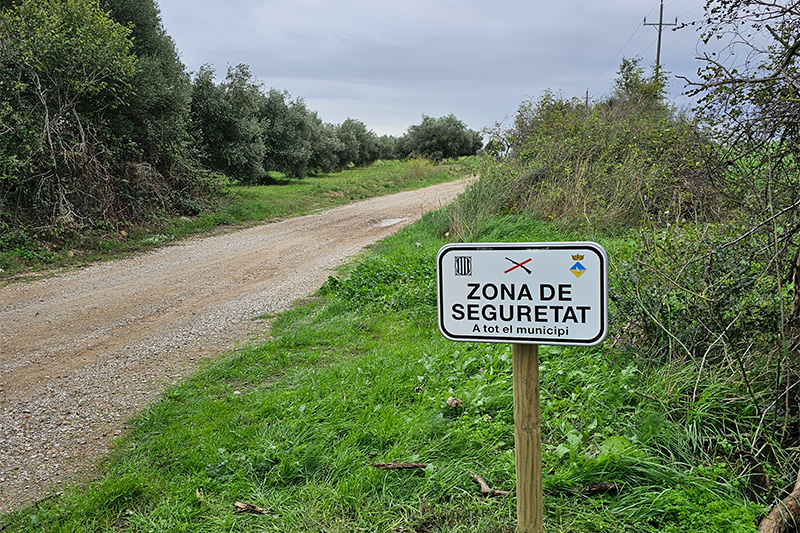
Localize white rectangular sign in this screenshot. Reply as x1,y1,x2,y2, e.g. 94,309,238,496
436,242,608,346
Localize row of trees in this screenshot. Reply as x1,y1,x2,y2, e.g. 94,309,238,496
0,0,482,236
189,64,394,182
189,64,483,183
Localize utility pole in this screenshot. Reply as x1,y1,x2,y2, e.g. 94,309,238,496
644,0,678,70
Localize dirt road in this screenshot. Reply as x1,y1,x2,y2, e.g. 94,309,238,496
0,179,467,512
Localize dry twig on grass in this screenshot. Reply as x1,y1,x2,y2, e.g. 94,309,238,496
234,501,269,515
471,474,515,497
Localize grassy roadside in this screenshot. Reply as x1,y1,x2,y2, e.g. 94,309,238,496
0,158,475,282
0,211,763,532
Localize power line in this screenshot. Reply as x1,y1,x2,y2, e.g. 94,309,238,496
644,0,678,69
588,0,684,96
588,23,642,91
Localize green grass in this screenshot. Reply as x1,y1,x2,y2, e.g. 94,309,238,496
173,158,474,235
0,211,766,532
0,157,476,282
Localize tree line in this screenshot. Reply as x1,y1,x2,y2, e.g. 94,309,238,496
0,0,482,238
190,64,481,183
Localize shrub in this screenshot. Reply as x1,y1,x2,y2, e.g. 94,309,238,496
0,0,136,229
0,0,215,236
451,60,717,238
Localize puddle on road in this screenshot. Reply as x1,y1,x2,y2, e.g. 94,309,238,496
374,217,409,227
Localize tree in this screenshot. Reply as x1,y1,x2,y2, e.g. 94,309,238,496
334,118,381,169
685,2,800,317
685,1,799,137
683,1,799,190
260,89,323,179
375,135,398,161
190,65,265,182
611,57,669,113
308,122,344,175
191,68,387,181
684,1,800,154
402,114,482,160
0,0,136,228
100,0,195,173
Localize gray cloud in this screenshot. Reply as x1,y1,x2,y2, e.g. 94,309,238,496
159,0,708,135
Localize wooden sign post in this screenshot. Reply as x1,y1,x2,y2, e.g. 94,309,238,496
512,343,543,533
436,242,608,533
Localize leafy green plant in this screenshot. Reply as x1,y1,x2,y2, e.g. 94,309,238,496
399,114,483,161
0,0,136,228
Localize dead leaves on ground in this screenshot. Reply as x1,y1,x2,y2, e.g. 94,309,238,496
234,501,269,515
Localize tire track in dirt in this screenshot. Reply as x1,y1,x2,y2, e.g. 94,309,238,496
0,179,467,512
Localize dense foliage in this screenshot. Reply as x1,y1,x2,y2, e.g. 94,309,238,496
188,67,478,183
0,0,137,228
399,114,483,161
681,0,800,469
686,0,800,334
101,0,197,180
190,65,266,182
0,0,214,244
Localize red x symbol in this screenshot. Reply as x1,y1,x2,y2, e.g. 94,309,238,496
504,257,532,274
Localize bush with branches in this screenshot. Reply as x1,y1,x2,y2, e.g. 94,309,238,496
462,58,714,236
0,0,137,230
0,0,216,237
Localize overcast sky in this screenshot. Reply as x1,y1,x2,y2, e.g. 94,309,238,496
157,0,709,136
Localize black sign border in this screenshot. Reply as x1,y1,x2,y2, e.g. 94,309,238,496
436,242,608,346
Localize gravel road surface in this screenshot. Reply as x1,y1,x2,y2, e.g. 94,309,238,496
0,179,466,512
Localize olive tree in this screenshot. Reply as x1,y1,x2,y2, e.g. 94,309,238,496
100,0,195,174
335,118,381,169
190,65,265,182
261,90,332,179
402,114,482,160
